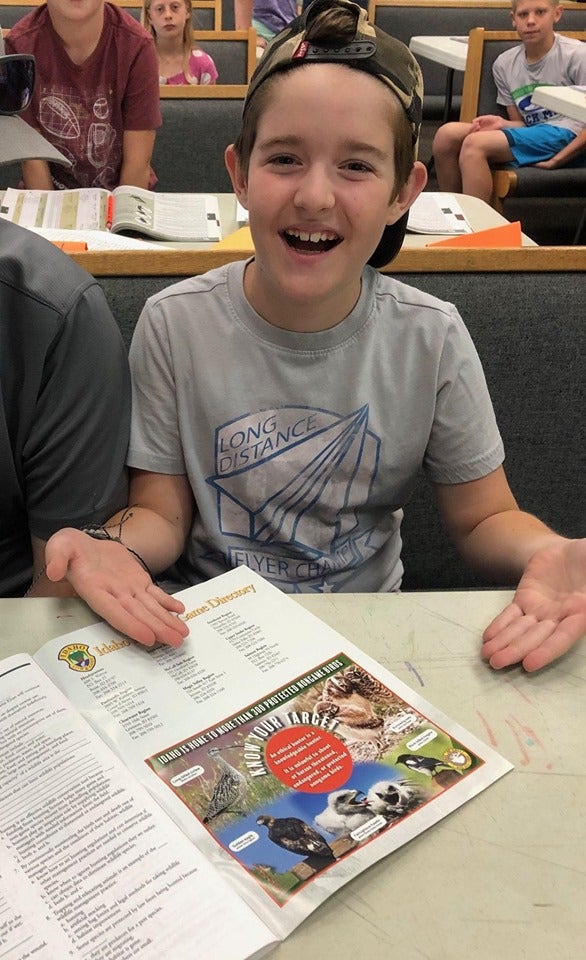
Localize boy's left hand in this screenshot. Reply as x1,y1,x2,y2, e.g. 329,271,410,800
482,539,586,672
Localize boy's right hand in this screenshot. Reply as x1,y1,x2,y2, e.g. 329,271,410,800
45,528,189,648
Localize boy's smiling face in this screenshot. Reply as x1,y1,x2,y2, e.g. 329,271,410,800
226,63,426,332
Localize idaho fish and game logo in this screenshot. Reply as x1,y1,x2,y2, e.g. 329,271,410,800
57,643,96,672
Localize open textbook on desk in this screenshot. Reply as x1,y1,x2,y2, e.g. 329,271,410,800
0,185,221,242
1,568,512,960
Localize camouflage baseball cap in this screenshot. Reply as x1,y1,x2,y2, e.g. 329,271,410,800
244,0,424,267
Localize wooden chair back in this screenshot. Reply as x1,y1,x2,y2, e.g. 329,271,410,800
153,86,246,192
0,0,41,28
189,28,257,83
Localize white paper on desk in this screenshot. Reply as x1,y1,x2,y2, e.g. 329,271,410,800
19,226,163,249
407,192,473,234
35,567,513,944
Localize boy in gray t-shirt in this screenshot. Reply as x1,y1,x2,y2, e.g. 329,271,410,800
46,1,586,674
433,0,586,201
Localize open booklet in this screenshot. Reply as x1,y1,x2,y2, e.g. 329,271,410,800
1,568,512,960
0,185,221,242
407,192,473,235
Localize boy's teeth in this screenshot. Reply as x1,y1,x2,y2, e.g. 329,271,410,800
287,229,334,242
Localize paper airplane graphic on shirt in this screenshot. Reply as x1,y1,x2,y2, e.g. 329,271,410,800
207,406,378,556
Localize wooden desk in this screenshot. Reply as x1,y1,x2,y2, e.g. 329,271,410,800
532,84,586,124
1,590,584,960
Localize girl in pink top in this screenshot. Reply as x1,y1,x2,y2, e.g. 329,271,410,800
143,0,218,85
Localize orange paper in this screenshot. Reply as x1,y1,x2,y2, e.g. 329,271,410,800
214,226,254,250
51,241,89,252
426,221,522,248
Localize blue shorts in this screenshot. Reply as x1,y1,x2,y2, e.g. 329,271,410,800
503,125,576,166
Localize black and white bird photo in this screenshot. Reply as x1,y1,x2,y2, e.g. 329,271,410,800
396,753,460,778
394,753,465,788
365,778,427,821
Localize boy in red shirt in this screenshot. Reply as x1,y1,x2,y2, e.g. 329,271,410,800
6,0,162,190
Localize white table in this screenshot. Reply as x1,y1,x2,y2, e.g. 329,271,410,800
409,36,469,123
532,85,586,124
410,35,469,73
1,590,583,960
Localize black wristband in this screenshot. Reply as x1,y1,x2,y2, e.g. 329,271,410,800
80,525,154,580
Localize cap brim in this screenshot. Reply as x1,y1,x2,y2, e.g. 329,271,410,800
368,211,409,268
0,116,71,167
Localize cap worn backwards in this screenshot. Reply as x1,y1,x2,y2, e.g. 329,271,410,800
243,0,424,268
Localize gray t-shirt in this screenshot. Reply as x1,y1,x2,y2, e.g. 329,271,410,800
127,261,504,594
493,34,586,135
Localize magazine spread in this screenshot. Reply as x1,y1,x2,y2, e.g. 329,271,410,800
407,192,473,235
25,567,513,950
0,186,221,242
